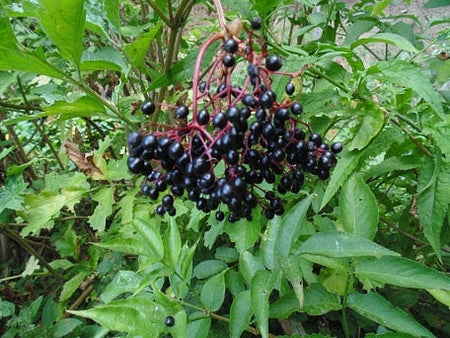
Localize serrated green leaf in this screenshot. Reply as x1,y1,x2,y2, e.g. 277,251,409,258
417,154,450,261
365,154,424,178
297,231,399,258
68,297,165,336
164,218,181,268
224,217,261,253
200,272,225,311
89,186,115,232
368,60,443,117
352,32,418,53
347,292,434,337
277,195,314,257
148,41,219,91
104,0,120,30
304,283,342,316
320,150,363,209
132,218,164,259
355,256,450,290
0,46,66,79
340,174,379,240
0,175,27,213
81,47,129,73
251,270,274,338
230,290,252,338
22,174,89,236
427,289,450,307
95,237,153,257
53,318,82,338
194,260,227,280
54,224,78,258
348,103,385,150
124,23,162,68
38,0,86,66
44,96,107,120
60,271,88,301
100,270,142,303
239,251,265,285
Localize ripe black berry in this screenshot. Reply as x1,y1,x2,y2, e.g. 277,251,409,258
291,102,303,115
162,194,174,207
250,17,262,30
331,142,343,154
213,112,227,129
197,109,210,125
215,210,225,221
127,131,142,148
285,83,295,95
141,101,155,115
266,55,283,71
223,53,236,67
242,94,257,108
175,105,189,119
165,316,175,327
199,81,207,93
223,38,238,53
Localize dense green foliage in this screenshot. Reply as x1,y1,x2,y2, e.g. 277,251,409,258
0,0,449,337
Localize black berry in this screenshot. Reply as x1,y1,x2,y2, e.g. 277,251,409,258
141,101,155,115
266,55,283,71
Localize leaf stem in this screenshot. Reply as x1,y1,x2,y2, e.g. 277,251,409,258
145,0,174,28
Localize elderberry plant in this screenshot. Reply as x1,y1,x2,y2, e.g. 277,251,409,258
127,23,342,221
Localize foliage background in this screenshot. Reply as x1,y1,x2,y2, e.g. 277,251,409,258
0,0,449,337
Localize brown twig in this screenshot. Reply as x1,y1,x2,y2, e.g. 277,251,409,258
63,284,95,317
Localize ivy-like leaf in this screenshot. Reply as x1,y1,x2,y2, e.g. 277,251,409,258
347,292,434,337
417,153,450,260
38,0,86,66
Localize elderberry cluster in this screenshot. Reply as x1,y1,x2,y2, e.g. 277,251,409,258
127,19,342,222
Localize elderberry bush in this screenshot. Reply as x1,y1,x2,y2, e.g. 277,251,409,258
127,21,342,222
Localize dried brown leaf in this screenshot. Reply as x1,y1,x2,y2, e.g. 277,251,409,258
64,140,103,177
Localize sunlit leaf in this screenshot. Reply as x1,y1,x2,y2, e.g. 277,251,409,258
230,290,252,338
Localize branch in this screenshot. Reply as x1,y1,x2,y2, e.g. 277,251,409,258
145,0,174,28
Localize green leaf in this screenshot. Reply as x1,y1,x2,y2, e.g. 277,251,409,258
215,247,239,263
365,154,424,178
124,23,162,68
38,0,86,66
194,260,227,280
89,186,115,232
80,47,129,73
417,154,450,260
0,17,18,48
104,0,121,30
427,289,450,307
200,272,226,311
339,174,379,240
277,195,314,257
95,237,153,256
60,271,88,301
0,46,66,79
22,174,90,236
225,217,261,253
320,150,363,209
297,231,399,259
0,175,27,213
230,290,252,338
68,297,165,336
186,316,211,338
100,270,143,303
164,218,181,268
148,41,220,91
303,283,342,316
368,60,444,117
54,224,78,258
371,0,392,15
45,95,107,119
251,270,274,338
252,0,280,18
355,256,450,290
348,102,385,151
239,251,265,285
351,33,418,53
0,299,15,318
132,218,164,259
261,216,282,270
269,291,300,319
424,0,450,8
347,292,434,337
53,318,82,338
